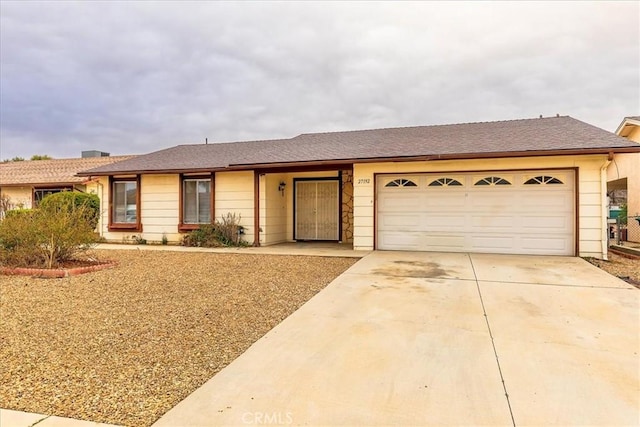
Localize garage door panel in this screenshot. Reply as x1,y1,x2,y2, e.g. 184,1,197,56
424,234,466,249
471,215,516,229
378,195,422,211
469,201,513,212
520,236,571,253
377,170,575,255
378,232,423,250
379,213,422,228
520,215,571,230
425,193,466,208
425,215,466,229
470,235,516,251
520,193,572,208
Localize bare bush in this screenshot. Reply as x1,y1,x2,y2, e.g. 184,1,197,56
0,194,11,220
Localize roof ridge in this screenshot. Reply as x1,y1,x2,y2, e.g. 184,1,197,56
296,116,572,137
172,116,574,147
176,136,297,148
2,154,136,163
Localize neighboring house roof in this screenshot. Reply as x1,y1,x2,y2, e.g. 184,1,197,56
615,116,640,137
0,156,135,186
79,116,640,176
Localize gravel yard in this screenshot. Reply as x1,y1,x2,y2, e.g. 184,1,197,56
587,251,640,287
0,250,357,426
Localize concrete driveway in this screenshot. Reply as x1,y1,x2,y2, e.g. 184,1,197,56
154,252,639,426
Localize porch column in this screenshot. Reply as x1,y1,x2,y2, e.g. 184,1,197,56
253,171,260,247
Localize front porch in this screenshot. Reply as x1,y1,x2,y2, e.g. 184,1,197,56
256,167,354,247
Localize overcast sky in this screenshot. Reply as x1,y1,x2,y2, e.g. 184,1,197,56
1,1,638,160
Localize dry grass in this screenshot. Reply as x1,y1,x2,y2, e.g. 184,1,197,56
0,250,357,426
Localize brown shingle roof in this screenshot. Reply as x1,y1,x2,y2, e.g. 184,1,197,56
0,156,135,186
79,116,640,176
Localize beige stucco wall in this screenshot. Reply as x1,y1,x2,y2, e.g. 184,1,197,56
97,174,182,244
261,173,288,245
139,174,180,242
99,172,255,245
97,171,344,246
0,186,33,209
214,171,255,245
353,155,610,258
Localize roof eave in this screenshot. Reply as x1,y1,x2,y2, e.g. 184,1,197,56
615,117,640,135
240,147,640,169
76,166,229,177
0,180,88,188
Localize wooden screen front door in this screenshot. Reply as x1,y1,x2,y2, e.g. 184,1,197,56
295,180,339,240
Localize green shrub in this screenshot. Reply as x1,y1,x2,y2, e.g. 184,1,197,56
39,191,100,228
5,208,34,219
0,201,99,268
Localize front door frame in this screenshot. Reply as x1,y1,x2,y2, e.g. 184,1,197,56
293,176,342,241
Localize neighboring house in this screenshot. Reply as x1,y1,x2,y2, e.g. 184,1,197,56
0,152,135,214
78,116,640,259
609,116,640,242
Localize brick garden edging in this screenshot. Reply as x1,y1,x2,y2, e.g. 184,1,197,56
1,261,117,278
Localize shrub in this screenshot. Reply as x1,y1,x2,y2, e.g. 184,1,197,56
0,210,42,267
182,224,221,247
4,208,34,219
182,213,246,248
39,191,100,228
0,200,99,268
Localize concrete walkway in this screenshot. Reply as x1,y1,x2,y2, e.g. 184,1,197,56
153,251,639,426
94,242,368,258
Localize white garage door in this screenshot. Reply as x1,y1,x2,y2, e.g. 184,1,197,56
377,170,575,255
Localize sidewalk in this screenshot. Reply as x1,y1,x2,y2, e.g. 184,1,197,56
94,242,369,258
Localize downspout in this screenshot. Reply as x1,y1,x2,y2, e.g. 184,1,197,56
97,179,104,238
600,153,613,261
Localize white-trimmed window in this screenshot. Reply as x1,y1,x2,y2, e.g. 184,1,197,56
183,179,211,224
385,178,417,187
112,181,138,224
428,177,463,187
475,176,511,186
524,175,564,185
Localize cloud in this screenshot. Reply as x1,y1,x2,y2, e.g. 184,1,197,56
1,1,638,160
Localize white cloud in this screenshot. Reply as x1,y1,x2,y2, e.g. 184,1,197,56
1,1,638,159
